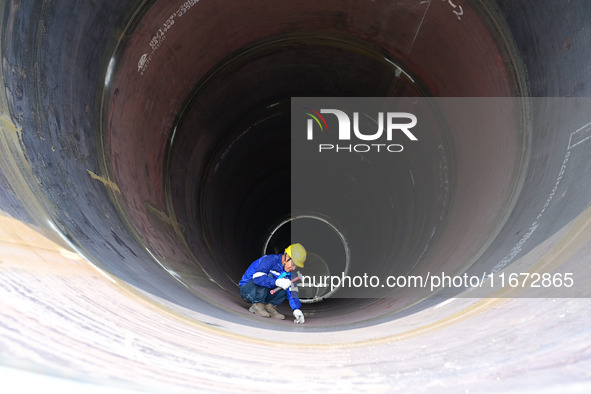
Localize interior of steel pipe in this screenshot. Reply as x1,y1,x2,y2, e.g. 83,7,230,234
2,0,591,391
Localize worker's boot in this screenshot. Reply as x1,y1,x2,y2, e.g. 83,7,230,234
265,303,285,320
249,303,270,318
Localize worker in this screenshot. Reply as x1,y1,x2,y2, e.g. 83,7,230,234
239,243,306,324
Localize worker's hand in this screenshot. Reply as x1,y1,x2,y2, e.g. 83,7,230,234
275,278,291,290
293,309,305,324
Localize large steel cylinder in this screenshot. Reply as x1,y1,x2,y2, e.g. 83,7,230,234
1,0,590,391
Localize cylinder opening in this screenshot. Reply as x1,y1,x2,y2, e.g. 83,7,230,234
99,0,529,328
263,215,351,303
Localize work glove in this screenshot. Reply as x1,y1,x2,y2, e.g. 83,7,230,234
275,278,291,290
293,309,305,324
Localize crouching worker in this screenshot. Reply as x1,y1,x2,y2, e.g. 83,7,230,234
239,243,306,324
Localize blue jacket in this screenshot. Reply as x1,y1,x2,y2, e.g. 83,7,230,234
239,254,302,310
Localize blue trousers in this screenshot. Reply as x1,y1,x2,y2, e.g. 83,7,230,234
240,280,287,306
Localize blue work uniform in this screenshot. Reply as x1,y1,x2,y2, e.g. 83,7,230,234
239,254,301,310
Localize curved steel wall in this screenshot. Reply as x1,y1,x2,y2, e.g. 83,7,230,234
1,0,591,391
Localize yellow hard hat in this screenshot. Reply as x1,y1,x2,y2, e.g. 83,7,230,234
285,243,307,268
